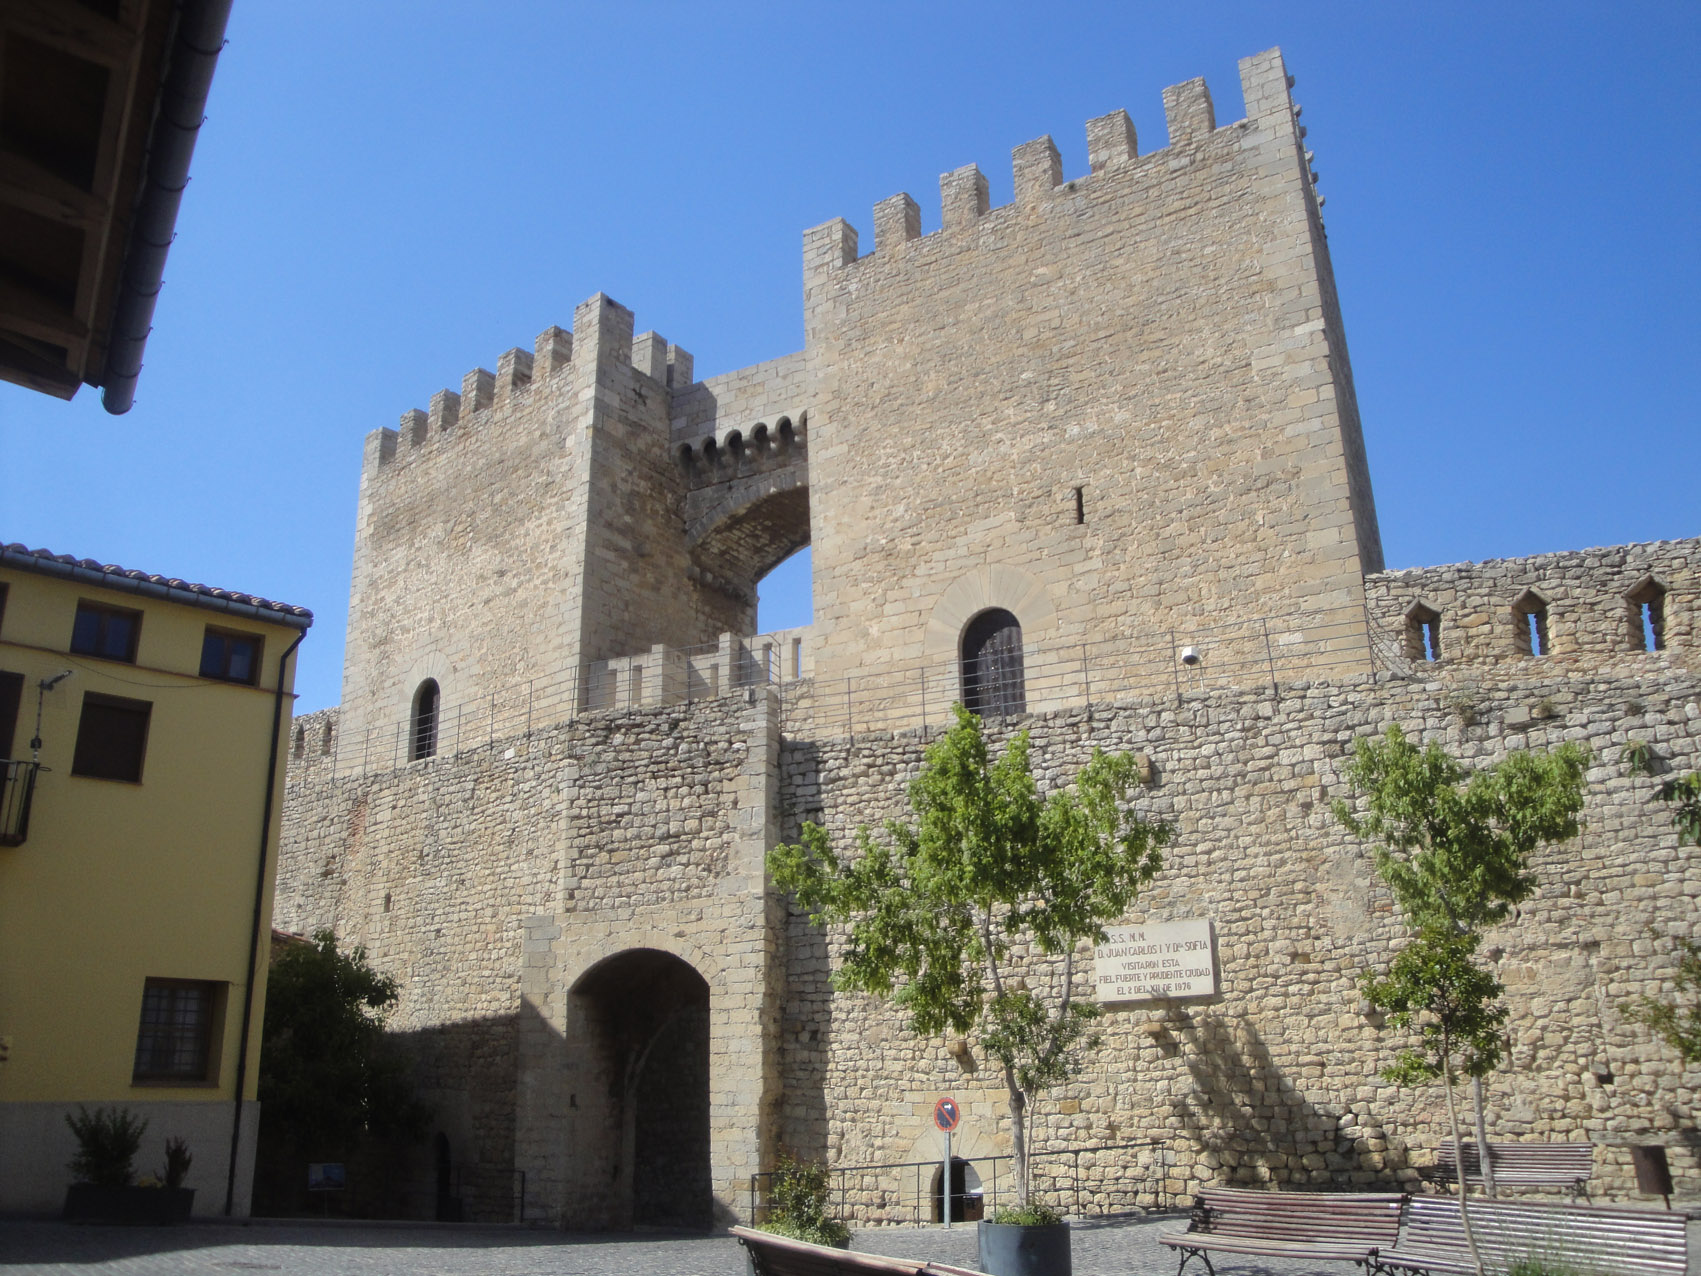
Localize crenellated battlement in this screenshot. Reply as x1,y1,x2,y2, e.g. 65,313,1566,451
807,47,1311,277
362,295,696,474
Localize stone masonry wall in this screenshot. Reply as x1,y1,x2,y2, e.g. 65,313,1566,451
802,49,1380,697
775,658,1701,1214
282,618,1701,1221
277,693,777,1223
1367,538,1698,669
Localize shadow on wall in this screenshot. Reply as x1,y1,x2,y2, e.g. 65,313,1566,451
252,1014,518,1222
775,739,834,1167
1171,1011,1406,1189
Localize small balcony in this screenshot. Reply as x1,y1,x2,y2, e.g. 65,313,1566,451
1,759,38,846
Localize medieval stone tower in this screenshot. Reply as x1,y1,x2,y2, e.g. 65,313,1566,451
279,48,1699,1226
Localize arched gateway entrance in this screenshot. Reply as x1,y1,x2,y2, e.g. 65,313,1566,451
567,949,712,1228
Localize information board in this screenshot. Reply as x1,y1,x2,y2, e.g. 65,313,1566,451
1093,918,1217,1004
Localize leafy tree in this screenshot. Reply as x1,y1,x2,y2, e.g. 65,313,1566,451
259,930,429,1156
769,705,1167,1212
1335,726,1586,1274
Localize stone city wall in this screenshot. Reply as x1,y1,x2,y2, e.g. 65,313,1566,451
281,636,1700,1221
277,693,771,1222
776,659,1701,1216
1366,539,1698,668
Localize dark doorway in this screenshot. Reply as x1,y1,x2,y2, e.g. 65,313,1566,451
930,1157,983,1222
570,949,712,1229
433,1132,461,1221
961,609,1025,717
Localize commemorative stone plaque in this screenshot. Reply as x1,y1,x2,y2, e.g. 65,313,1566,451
1093,918,1218,1004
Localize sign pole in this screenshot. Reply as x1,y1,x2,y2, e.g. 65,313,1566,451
943,1127,952,1228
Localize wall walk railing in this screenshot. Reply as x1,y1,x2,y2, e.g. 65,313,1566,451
302,603,1406,780
747,1139,1171,1228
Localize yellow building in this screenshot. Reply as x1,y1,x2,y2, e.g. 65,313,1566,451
0,543,311,1217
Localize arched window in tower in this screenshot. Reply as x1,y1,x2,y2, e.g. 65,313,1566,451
411,679,440,761
961,609,1025,718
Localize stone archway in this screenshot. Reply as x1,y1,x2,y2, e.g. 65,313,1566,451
566,948,712,1229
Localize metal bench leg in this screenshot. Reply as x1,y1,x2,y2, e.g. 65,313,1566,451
1174,1246,1215,1276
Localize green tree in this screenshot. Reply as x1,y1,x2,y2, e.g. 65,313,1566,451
259,930,429,1156
1335,725,1586,1275
769,705,1167,1212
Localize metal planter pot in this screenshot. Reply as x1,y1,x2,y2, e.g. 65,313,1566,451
62,1184,195,1224
975,1220,1071,1276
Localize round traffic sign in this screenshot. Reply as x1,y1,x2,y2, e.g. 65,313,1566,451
933,1096,960,1132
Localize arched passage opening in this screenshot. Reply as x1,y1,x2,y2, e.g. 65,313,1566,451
687,480,811,636
568,948,712,1229
757,546,813,634
929,1157,984,1222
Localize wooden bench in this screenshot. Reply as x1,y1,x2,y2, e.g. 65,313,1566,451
1422,1139,1593,1199
1373,1195,1688,1275
1158,1186,1407,1276
731,1226,990,1276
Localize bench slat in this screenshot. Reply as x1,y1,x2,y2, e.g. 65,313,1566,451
1160,1187,1406,1271
1428,1140,1593,1190
1380,1197,1686,1276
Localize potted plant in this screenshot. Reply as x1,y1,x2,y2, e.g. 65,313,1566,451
62,1107,194,1223
770,706,1168,1276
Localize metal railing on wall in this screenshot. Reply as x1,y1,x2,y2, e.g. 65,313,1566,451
308,603,1401,780
746,1139,1171,1227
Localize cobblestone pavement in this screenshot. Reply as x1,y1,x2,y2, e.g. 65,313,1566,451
0,1213,1385,1276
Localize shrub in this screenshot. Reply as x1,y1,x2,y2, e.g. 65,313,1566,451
65,1105,147,1188
992,1202,1062,1226
761,1155,850,1248
162,1137,192,1190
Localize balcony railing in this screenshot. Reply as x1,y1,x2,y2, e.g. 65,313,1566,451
1,759,38,846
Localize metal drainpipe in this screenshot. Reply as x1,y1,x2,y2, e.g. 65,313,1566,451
224,628,305,1216
100,0,235,415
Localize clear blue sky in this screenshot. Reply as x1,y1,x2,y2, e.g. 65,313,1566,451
3,3,1696,713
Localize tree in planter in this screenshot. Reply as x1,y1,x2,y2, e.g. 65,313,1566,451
258,930,429,1204
1335,725,1586,1276
769,705,1168,1217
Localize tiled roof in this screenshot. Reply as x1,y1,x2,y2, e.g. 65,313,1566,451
1,543,314,626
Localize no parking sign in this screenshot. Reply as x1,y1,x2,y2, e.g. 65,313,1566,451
933,1096,960,1132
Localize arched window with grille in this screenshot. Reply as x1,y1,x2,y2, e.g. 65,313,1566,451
411,679,439,761
961,609,1025,718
